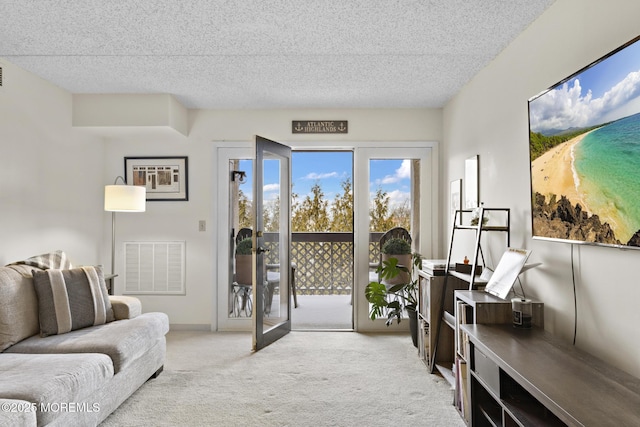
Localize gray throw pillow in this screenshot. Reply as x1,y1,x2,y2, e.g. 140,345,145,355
32,266,115,337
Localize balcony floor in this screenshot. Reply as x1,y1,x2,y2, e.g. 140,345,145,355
291,295,353,330
231,293,353,330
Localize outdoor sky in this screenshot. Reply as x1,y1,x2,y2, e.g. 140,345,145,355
238,152,412,209
529,37,640,134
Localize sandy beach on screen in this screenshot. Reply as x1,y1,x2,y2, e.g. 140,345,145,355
531,131,594,210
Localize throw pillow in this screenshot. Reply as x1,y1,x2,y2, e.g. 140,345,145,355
32,266,115,337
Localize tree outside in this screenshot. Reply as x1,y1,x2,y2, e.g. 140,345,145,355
330,178,353,232
238,189,252,229
235,156,411,233
292,182,330,232
241,178,409,233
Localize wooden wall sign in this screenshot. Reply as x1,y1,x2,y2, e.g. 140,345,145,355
292,120,348,134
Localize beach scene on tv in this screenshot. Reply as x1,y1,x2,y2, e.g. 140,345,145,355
529,38,640,247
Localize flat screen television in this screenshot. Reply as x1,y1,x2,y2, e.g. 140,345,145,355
528,35,640,249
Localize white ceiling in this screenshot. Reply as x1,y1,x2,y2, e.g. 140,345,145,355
0,1,555,109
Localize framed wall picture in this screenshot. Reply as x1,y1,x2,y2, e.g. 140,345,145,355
450,179,462,223
464,155,479,209
125,156,188,201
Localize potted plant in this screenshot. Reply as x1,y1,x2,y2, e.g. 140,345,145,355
365,252,422,346
380,237,412,285
235,237,253,285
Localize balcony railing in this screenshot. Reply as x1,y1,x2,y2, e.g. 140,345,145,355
263,232,383,296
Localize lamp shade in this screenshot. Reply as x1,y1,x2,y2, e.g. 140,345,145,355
104,185,146,212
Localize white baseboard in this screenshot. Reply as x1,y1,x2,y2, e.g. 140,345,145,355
169,324,211,331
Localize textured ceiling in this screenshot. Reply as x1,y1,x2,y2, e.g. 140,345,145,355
0,1,555,109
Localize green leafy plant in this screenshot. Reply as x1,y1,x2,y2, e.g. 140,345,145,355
365,253,422,326
381,237,411,255
235,237,252,255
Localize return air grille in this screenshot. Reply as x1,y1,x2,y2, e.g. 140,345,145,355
124,241,185,295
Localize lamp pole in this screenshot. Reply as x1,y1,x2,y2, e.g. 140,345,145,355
111,210,117,276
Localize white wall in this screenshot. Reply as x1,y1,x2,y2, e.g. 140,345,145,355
0,60,106,266
443,0,640,377
103,108,443,329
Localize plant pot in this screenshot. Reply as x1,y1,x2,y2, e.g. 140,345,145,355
381,253,412,285
235,254,253,285
407,307,418,348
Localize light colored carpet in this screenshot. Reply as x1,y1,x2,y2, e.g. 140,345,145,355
100,331,466,427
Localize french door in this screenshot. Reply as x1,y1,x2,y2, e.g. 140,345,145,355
216,142,437,336
253,136,292,351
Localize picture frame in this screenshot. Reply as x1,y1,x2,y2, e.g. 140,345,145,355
450,179,462,224
124,156,188,201
464,155,479,209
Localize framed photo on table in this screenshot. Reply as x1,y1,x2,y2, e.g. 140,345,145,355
125,156,188,201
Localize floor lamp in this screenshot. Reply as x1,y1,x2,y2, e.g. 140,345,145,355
104,176,146,277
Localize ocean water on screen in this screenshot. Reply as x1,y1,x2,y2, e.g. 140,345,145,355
574,112,640,242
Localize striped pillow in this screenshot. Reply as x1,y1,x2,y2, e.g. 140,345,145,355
32,266,115,337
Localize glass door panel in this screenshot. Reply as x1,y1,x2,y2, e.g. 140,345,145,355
253,135,291,351
354,146,439,331
229,159,253,320
369,159,420,317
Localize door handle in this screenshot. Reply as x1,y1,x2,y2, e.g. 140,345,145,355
255,247,269,255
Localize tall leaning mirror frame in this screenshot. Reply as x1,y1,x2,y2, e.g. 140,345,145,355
464,155,479,209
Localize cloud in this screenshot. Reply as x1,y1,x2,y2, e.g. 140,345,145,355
303,172,339,180
387,189,410,208
378,159,412,184
263,183,280,192
530,70,640,133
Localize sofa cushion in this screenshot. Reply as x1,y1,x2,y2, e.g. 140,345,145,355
0,398,38,427
0,353,113,426
0,265,41,352
32,266,115,337
6,312,169,374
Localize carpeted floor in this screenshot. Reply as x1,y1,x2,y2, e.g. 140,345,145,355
100,331,466,427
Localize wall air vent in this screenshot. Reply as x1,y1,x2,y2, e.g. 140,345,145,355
0,66,3,87
123,241,185,295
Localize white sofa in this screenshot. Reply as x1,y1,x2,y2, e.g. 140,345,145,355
0,259,169,427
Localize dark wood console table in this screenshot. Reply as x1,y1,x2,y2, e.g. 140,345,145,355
461,324,640,426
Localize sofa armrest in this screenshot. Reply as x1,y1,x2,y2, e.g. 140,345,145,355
109,296,142,320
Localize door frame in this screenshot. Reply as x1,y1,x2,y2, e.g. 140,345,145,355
213,141,439,332
353,146,438,332
216,145,253,332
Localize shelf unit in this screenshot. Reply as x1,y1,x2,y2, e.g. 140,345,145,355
427,207,513,423
446,207,511,290
453,291,543,422
417,269,468,377
431,207,511,375
463,324,640,427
